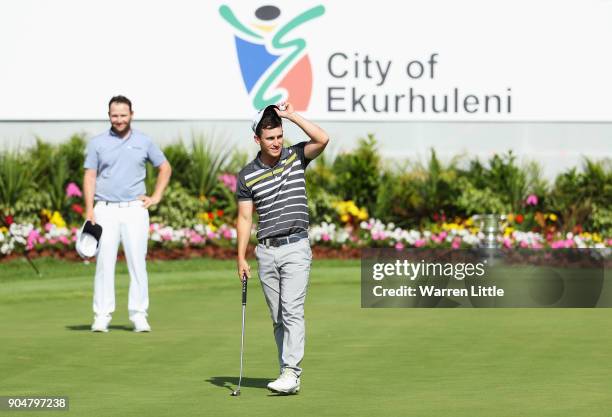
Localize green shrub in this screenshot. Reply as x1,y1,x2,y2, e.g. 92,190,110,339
374,169,422,227
455,177,508,215
0,150,35,215
149,184,203,228
457,152,546,215
162,142,191,188
547,158,612,232
591,203,612,236
13,189,51,225
186,134,232,199
57,134,86,187
44,154,70,212
225,149,249,175
332,135,381,215
306,153,338,223
412,150,459,219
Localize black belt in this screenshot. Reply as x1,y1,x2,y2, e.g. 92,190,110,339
259,231,309,248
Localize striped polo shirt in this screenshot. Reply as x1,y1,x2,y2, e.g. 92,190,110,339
236,142,311,240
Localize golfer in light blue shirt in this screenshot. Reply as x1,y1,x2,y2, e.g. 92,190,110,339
83,95,172,333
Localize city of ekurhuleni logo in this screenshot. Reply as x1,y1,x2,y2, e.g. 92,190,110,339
219,4,325,111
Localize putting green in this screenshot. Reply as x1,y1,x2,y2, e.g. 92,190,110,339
1,258,611,417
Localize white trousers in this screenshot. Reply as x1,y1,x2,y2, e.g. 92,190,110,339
93,201,150,320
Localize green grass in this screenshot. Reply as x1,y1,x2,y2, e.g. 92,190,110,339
1,258,611,417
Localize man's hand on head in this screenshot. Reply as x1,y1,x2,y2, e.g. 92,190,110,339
274,101,295,119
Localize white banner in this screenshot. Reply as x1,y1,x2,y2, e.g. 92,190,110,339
1,0,611,121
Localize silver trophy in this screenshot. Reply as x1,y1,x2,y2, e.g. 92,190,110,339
473,214,506,249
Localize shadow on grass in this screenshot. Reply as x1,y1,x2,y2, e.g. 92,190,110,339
207,376,271,392
65,324,133,331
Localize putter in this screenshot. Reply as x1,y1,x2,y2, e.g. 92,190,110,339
231,275,248,397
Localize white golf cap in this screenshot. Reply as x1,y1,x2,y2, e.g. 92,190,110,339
76,220,103,259
251,104,285,133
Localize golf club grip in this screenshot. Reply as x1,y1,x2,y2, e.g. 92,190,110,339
241,275,248,305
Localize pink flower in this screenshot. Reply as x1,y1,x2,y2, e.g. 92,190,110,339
439,231,448,240
551,240,564,249
190,234,204,244
394,242,404,250
222,229,233,239
218,173,237,193
66,182,82,198
520,241,529,248
503,238,512,249
44,223,53,232
451,238,461,249
59,236,69,245
27,230,40,250
322,233,330,242
414,239,426,248
526,194,538,206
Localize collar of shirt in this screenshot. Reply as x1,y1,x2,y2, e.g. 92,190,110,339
254,146,290,170
109,128,132,141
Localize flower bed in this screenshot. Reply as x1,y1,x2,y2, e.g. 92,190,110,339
2,219,610,262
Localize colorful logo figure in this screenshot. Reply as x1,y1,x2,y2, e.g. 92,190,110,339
219,4,325,111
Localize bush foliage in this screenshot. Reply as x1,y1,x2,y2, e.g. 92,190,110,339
0,134,610,235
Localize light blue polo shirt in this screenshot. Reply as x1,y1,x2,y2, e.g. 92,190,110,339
84,129,166,202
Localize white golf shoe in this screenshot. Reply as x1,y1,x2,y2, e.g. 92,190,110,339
267,369,300,394
91,315,111,332
130,315,151,332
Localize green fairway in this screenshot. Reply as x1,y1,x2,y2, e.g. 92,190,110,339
1,257,611,417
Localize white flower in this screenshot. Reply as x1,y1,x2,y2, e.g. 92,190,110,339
1,241,14,255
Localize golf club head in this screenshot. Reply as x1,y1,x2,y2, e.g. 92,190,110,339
230,389,240,396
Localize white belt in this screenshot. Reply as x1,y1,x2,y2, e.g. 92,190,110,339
96,200,143,208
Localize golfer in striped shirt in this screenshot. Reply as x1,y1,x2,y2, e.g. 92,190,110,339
236,101,329,394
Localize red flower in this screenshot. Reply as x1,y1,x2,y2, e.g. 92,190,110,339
515,214,524,224
208,212,214,220
433,213,439,221
216,209,224,218
4,215,13,226
72,204,84,215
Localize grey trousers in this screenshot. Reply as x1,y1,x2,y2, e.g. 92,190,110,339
255,238,312,376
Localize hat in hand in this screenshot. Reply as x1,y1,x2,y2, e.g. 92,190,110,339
76,220,103,259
